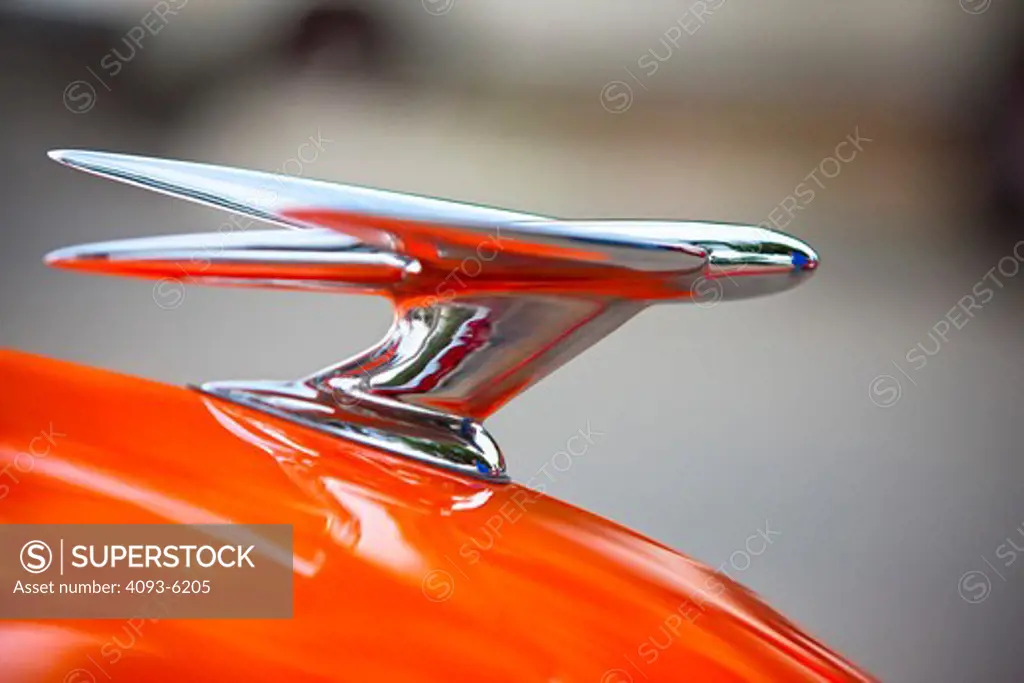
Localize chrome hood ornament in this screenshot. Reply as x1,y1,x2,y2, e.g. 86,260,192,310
46,149,818,482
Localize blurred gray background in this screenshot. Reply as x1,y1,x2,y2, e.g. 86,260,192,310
2,1,1024,680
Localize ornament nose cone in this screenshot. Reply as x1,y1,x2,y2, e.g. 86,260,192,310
790,239,819,273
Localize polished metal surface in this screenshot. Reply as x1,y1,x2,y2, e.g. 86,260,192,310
46,149,819,481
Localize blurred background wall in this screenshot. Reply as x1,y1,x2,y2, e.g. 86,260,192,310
3,1,1024,680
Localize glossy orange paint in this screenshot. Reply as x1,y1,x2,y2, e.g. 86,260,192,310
0,349,874,682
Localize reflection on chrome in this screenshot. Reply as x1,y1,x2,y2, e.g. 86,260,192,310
46,149,819,482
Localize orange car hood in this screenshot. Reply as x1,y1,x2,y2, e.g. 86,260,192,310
0,350,873,682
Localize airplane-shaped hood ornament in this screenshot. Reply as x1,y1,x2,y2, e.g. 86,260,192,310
46,149,818,482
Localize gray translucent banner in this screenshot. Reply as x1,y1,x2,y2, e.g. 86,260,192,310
0,524,293,619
